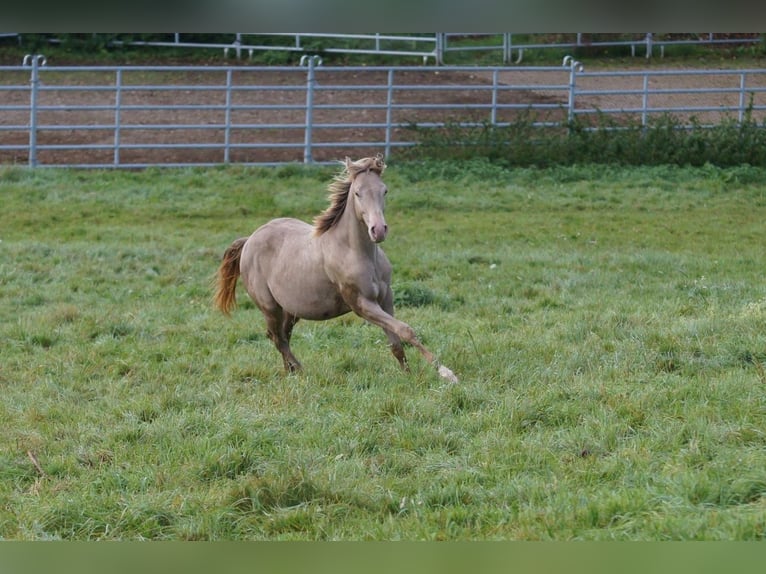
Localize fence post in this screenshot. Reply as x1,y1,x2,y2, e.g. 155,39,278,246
490,69,499,125
563,55,583,126
435,33,445,65
301,55,322,164
641,74,649,128
224,68,233,163
503,34,511,65
738,72,747,125
384,69,394,159
23,54,46,168
114,69,122,166
234,34,242,59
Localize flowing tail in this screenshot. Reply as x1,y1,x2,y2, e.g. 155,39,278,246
214,237,248,315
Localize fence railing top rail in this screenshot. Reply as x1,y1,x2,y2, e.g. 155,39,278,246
6,63,576,73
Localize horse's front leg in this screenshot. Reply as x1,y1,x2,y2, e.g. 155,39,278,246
347,289,458,383
380,285,409,371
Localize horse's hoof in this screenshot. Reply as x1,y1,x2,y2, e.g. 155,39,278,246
438,364,459,384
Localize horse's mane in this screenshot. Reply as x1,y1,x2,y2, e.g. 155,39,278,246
312,155,386,236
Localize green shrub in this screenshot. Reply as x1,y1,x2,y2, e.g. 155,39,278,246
401,111,766,168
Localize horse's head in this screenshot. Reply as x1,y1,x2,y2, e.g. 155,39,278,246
348,158,388,243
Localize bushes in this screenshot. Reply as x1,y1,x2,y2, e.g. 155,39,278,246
402,112,766,168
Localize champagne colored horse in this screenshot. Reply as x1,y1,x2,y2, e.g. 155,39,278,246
214,155,458,383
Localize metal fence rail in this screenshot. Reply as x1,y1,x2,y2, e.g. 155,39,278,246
2,56,766,168
441,33,763,63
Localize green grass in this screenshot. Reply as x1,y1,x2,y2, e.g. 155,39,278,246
1,162,766,540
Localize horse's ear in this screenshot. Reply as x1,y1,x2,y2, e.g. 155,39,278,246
372,153,385,174
344,157,359,179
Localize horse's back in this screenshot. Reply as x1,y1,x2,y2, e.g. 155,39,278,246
252,217,313,244
242,217,313,272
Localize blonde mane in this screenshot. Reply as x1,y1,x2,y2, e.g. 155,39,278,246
313,155,386,235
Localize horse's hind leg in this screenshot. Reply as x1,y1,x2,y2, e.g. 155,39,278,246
281,313,301,369
282,312,299,342
263,307,302,373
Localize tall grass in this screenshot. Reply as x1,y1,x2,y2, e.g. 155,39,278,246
1,163,766,539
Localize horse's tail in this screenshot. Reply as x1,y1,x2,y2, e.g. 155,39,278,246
214,237,248,315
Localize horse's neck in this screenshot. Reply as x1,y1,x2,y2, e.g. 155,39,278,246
325,203,376,260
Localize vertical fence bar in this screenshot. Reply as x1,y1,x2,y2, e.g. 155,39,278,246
738,72,746,124
25,54,45,167
565,58,572,124
563,56,582,125
490,69,498,125
304,57,314,164
224,68,233,163
28,58,38,167
114,69,122,166
641,73,649,127
384,69,394,159
301,55,321,164
234,34,242,59
435,33,445,65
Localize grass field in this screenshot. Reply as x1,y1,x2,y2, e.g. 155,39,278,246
1,160,766,540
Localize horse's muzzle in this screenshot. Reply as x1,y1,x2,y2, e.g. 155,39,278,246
369,222,388,243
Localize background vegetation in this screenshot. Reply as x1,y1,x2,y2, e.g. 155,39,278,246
2,33,765,66
2,162,765,540
402,112,766,168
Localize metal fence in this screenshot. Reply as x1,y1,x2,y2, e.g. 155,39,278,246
2,55,766,168
5,33,763,65
454,33,763,63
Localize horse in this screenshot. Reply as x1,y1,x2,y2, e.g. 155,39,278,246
214,155,458,384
